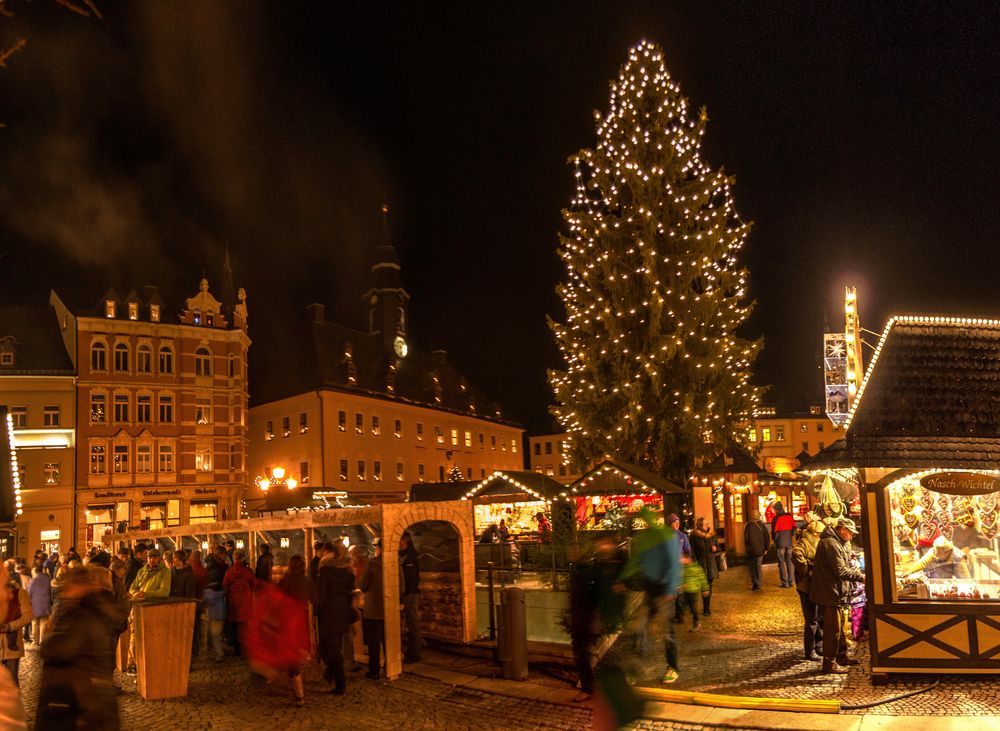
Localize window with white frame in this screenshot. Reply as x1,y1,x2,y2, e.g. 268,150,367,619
43,405,60,427
113,343,129,372
136,445,152,473
195,347,212,376
158,444,174,472
10,406,26,428
44,462,60,484
113,444,129,473
195,447,212,472
136,395,151,423
196,397,212,425
158,346,174,374
158,394,173,423
113,394,128,423
136,344,152,373
91,341,107,371
90,394,106,423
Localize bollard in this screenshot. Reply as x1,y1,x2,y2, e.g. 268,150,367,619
498,586,528,680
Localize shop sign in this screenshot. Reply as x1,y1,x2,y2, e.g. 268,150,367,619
40,529,60,541
920,472,1000,496
142,489,181,497
93,491,126,499
195,488,218,495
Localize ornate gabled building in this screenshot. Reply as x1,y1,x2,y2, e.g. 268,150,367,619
249,210,523,504
51,279,250,548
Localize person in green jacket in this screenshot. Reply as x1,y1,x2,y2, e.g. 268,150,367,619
128,549,172,601
125,547,172,673
679,552,709,632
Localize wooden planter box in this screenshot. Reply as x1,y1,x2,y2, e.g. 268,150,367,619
133,599,197,699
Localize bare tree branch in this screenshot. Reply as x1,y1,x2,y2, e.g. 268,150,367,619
0,37,25,68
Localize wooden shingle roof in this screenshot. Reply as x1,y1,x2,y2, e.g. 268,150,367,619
840,316,1000,469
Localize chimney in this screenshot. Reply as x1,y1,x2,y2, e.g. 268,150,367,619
307,303,325,325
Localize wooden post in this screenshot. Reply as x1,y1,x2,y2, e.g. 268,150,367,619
134,599,197,699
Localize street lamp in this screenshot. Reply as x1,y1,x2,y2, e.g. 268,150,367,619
256,466,298,493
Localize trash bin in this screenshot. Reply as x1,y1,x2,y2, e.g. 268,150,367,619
133,598,198,699
498,586,527,680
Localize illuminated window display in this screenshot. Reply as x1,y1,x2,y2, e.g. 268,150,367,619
890,471,1000,601
474,501,547,536
574,493,663,530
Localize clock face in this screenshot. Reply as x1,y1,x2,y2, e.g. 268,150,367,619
393,336,408,358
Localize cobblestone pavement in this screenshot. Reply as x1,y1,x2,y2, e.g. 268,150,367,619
603,561,1000,716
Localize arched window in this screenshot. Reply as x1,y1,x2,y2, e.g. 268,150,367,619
90,341,107,372
136,344,152,374
158,346,174,375
113,343,129,372
195,347,212,377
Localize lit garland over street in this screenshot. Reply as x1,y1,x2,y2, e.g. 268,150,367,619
549,40,761,481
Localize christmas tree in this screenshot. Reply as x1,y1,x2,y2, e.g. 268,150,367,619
448,464,464,483
549,40,761,482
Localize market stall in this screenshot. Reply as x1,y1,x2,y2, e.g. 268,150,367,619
566,459,684,531
807,315,1000,679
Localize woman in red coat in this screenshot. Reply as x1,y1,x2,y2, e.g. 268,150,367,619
223,549,256,656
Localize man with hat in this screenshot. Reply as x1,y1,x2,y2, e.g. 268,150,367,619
809,516,865,674
125,547,172,672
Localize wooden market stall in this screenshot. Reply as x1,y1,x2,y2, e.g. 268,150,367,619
807,315,1000,680
566,459,685,531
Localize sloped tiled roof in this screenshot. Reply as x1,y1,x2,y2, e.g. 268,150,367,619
570,458,685,496
700,445,762,475
838,317,1000,468
0,306,74,374
253,307,516,425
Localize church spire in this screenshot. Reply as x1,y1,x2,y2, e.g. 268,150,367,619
364,203,409,353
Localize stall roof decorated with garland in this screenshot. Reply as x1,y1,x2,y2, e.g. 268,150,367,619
808,316,1000,470
410,472,565,504
568,459,685,497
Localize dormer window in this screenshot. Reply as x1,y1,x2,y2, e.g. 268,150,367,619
128,302,139,320
150,305,160,323
206,310,215,327
105,300,116,318
193,308,201,326
0,352,13,366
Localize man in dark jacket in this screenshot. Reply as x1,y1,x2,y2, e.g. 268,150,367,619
124,544,146,591
316,544,356,694
809,517,865,674
771,502,797,588
170,550,197,599
743,512,770,591
399,532,423,663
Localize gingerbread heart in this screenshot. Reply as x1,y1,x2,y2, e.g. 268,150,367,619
986,523,999,541
902,484,916,496
939,522,955,540
982,508,998,529
901,496,917,513
920,521,939,542
920,491,936,511
904,512,920,529
978,494,997,512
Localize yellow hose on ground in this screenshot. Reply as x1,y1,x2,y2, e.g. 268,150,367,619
635,686,841,714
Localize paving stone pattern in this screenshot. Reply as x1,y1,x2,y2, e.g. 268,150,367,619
605,561,1000,716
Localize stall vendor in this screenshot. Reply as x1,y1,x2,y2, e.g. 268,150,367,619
904,536,971,579
953,516,990,553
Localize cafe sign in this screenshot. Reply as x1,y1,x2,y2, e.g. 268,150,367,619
920,472,1000,496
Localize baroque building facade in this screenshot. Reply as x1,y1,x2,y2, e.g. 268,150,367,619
51,280,250,547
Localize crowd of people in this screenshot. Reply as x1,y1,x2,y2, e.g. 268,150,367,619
0,533,424,728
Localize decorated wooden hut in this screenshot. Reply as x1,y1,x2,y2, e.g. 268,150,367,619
565,459,685,531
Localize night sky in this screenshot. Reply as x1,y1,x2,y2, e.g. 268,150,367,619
1,3,998,433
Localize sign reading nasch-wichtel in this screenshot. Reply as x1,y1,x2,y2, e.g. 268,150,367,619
920,472,1000,496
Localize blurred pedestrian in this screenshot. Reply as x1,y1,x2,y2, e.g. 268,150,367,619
399,531,423,663
255,543,274,583
316,543,356,694
277,555,311,705
28,568,51,646
666,514,691,624
743,511,770,591
223,549,255,657
35,566,120,730
190,550,208,659
568,536,625,702
359,542,387,680
0,663,25,730
0,579,32,684
204,545,229,661
680,551,709,632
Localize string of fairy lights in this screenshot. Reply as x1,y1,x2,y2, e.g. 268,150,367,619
6,412,22,518
549,40,759,470
462,463,661,505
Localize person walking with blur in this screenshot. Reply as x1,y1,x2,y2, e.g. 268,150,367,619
315,543,356,694
399,532,423,663
278,556,312,704
359,542,387,680
223,549,255,657
28,568,51,646
190,550,207,659
743,512,770,591
0,579,32,685
204,546,229,661
35,567,121,729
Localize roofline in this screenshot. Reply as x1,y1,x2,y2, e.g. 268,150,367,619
252,385,523,429
845,314,1000,432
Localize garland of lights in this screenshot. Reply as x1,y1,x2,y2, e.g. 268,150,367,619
548,39,760,475
6,413,22,518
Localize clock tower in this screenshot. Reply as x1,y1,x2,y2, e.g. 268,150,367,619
364,205,410,355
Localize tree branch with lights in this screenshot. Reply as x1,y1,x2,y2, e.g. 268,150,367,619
548,40,761,485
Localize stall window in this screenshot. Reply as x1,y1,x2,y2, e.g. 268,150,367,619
890,472,1000,601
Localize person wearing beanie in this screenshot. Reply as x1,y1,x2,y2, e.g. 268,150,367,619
809,517,864,674
792,514,827,660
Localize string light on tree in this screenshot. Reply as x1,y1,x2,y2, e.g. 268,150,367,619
548,40,761,483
